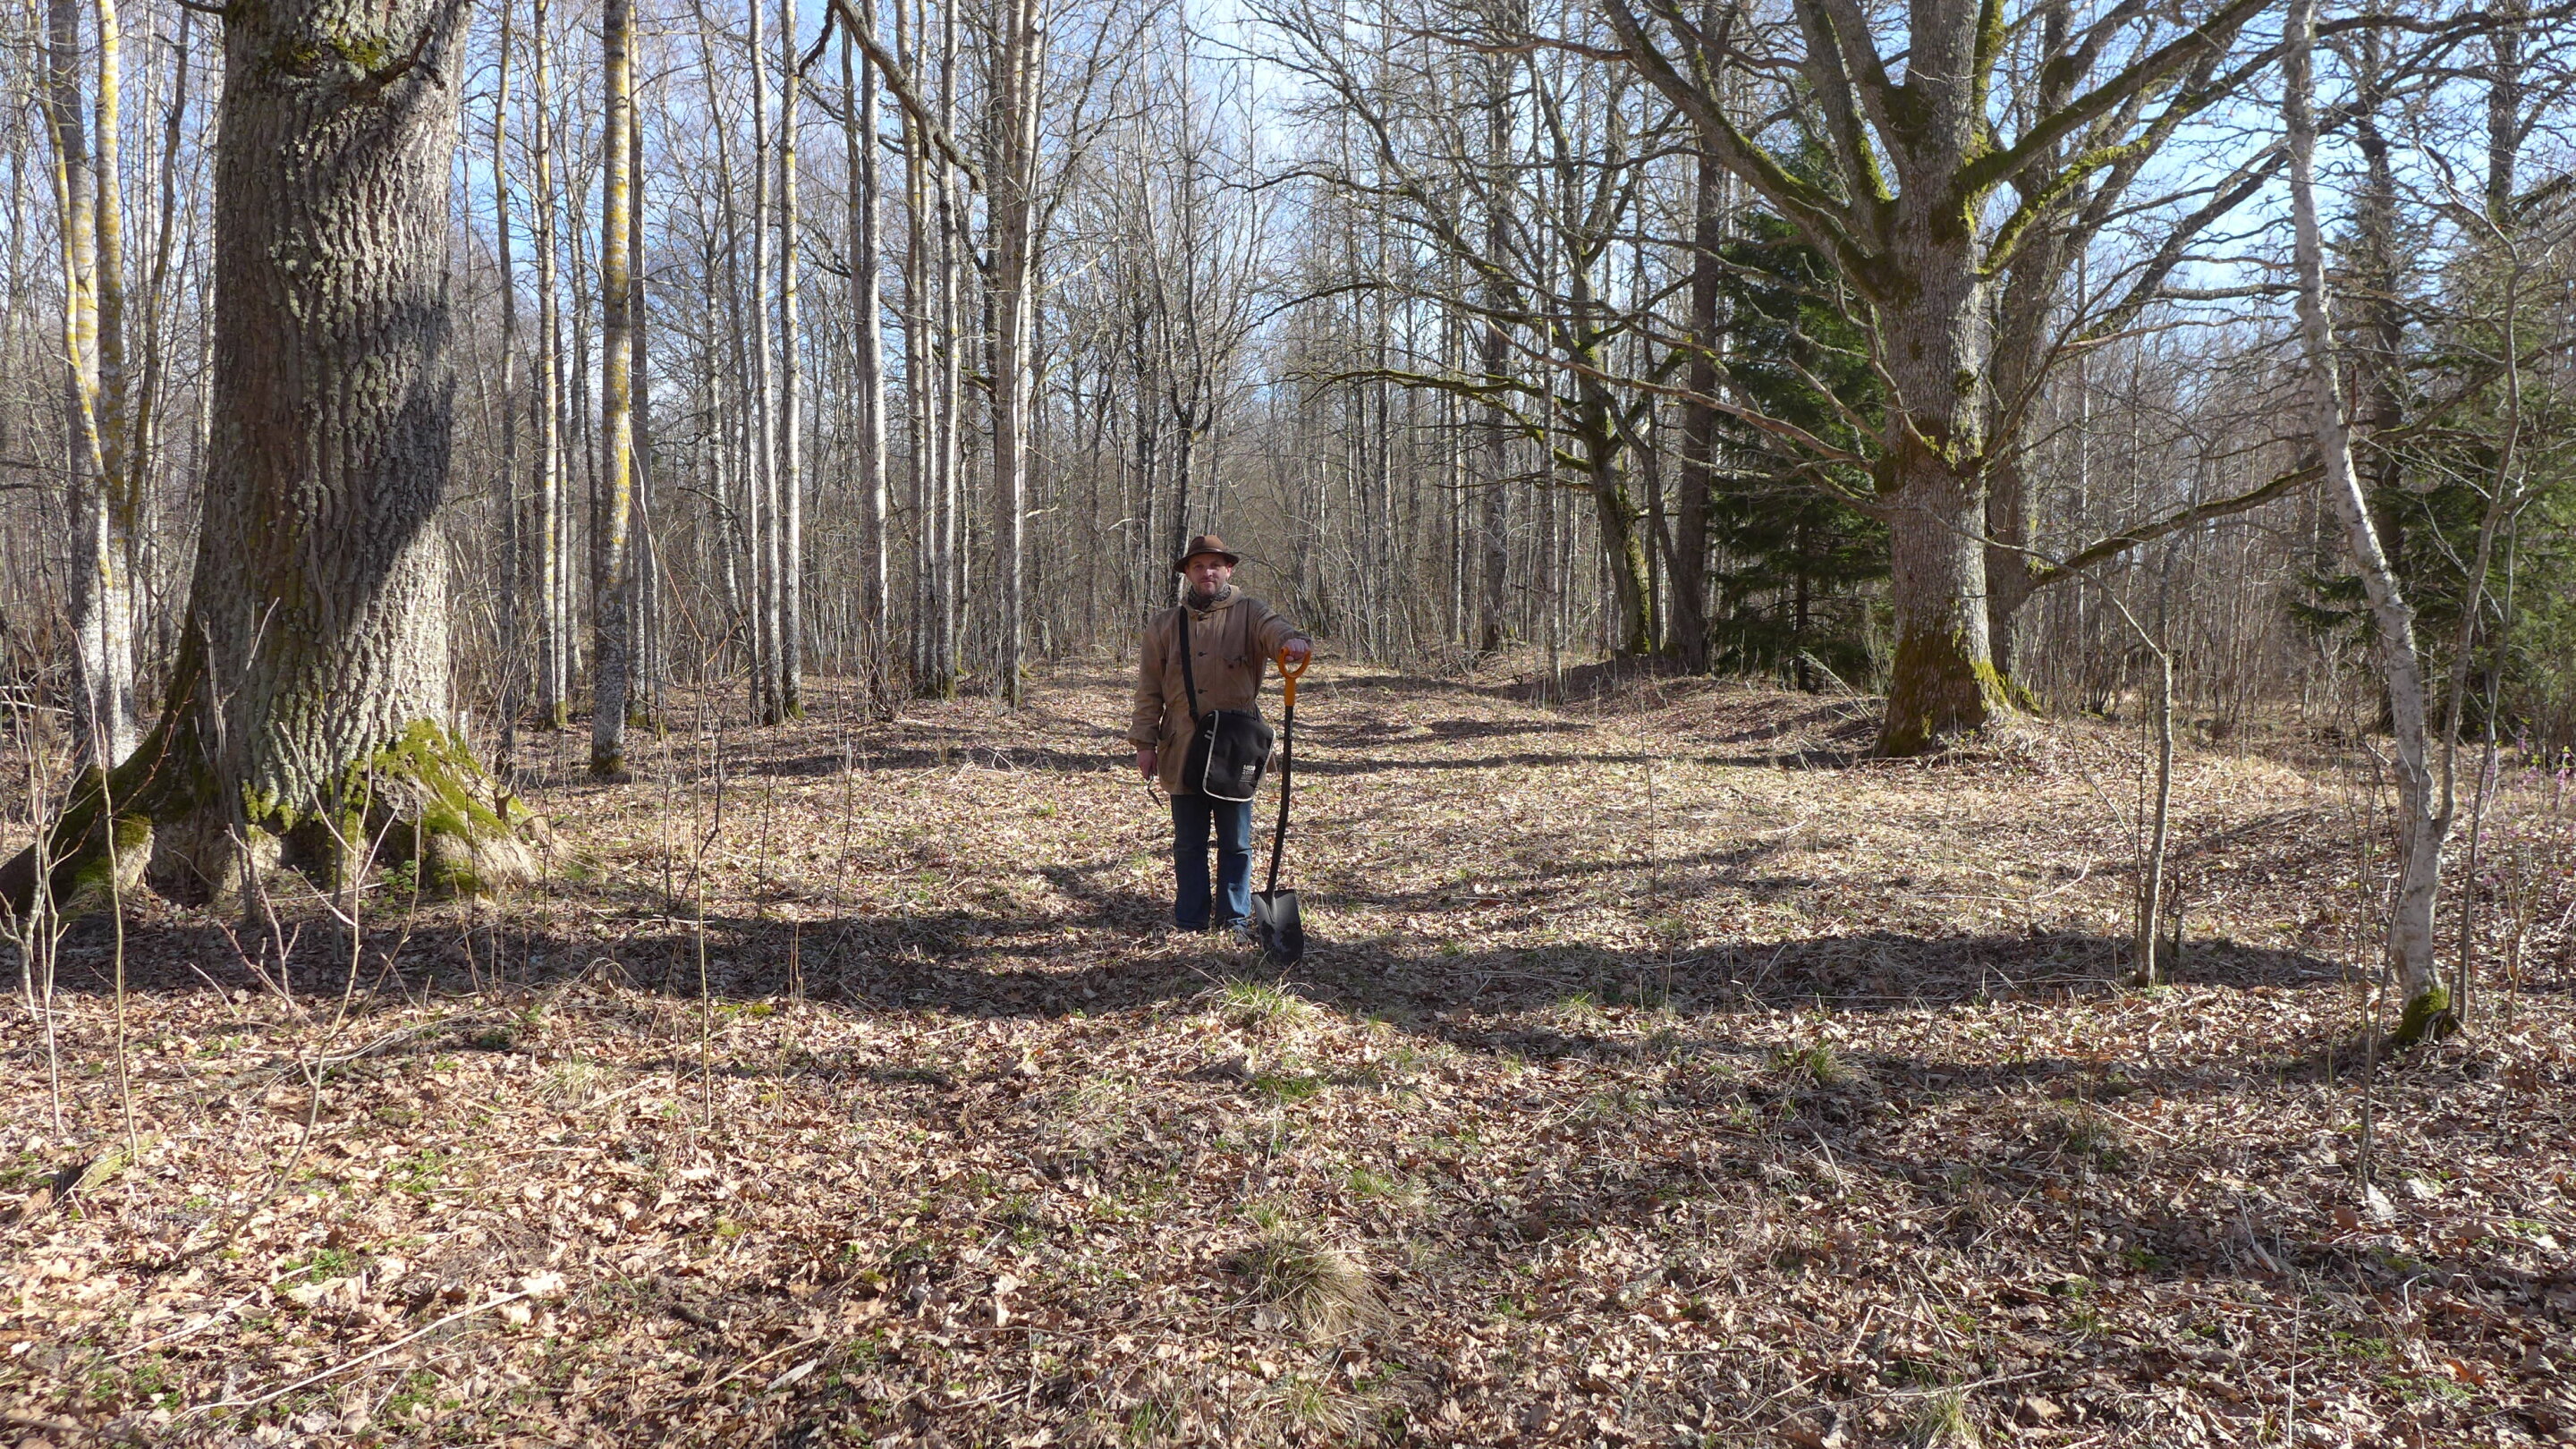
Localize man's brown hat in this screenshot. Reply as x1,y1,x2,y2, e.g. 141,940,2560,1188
1172,534,1241,572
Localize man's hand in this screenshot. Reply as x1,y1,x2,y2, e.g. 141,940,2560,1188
1281,639,1313,667
1136,748,1157,780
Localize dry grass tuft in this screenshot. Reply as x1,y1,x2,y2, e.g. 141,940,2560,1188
1211,976,1314,1031
1775,1040,1848,1086
1905,1387,1982,1447
1236,1214,1376,1338
2047,1106,2134,1173
538,1058,603,1108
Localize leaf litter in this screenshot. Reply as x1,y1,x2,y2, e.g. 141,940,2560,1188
2,658,2571,1447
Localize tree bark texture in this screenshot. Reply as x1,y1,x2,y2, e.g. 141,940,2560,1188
591,0,636,776
1873,231,2006,754
988,0,1040,708
199,0,471,806
1,0,538,914
45,0,140,768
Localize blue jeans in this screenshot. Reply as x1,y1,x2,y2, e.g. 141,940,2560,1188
1170,792,1254,929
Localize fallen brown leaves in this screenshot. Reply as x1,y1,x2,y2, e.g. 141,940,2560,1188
1,658,2570,1447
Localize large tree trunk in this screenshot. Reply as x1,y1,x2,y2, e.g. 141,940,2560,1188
6,0,533,915
1876,237,2008,755
2284,0,2448,1036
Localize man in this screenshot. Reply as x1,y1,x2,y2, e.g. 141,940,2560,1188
1129,535,1314,933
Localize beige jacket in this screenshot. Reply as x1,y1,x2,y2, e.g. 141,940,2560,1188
1128,591,1309,795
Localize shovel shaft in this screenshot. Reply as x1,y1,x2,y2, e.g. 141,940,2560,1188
1264,649,1306,899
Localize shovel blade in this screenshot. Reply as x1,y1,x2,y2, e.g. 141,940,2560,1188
1250,889,1304,966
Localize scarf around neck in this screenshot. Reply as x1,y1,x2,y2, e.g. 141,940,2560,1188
1183,583,1234,614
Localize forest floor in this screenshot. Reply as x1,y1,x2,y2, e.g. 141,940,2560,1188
3,656,2572,1449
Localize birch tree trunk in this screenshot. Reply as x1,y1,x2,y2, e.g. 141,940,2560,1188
843,24,888,638
749,0,781,722
91,0,140,757
776,0,804,718
591,0,636,777
533,0,566,728
494,0,521,778
2284,0,2451,1036
988,0,1041,708
44,0,139,768
630,104,658,721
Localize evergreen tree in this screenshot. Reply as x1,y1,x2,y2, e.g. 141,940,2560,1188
1704,212,1889,690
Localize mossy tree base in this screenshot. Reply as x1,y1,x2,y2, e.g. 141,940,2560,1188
4,716,538,921
1880,631,2015,757
2390,986,2458,1046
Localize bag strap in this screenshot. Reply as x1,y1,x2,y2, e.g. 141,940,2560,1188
1175,604,1203,724
1238,598,1261,699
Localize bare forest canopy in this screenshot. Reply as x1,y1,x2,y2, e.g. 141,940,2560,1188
0,0,2572,767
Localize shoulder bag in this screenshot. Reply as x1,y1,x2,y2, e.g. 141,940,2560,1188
1177,605,1274,802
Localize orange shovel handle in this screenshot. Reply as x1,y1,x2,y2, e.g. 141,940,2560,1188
1275,648,1309,708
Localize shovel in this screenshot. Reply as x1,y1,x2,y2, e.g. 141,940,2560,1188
1251,648,1309,966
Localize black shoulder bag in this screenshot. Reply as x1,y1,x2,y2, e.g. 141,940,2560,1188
1177,605,1274,802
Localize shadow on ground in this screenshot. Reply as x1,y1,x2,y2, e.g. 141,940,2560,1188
39,893,2411,1036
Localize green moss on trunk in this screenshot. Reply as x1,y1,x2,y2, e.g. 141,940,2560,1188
1880,626,2011,756
2391,985,2456,1046
342,721,538,895
5,714,537,919
0,695,208,919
